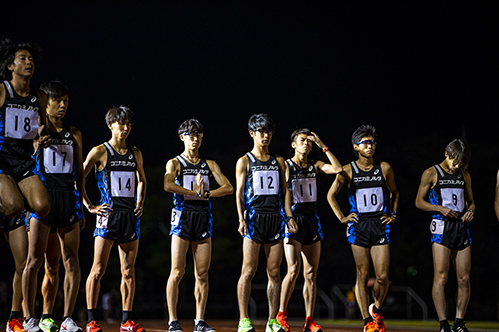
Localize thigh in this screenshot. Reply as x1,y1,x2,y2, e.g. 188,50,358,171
371,244,390,276
301,241,321,271
28,217,52,257
171,235,191,270
92,236,114,268
192,238,212,275
18,175,49,211
45,231,62,268
6,225,28,267
118,240,139,271
264,240,283,272
0,174,24,214
432,242,451,274
58,223,80,259
284,238,302,267
351,244,371,271
242,237,261,271
452,246,471,279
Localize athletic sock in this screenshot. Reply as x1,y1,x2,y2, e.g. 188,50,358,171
41,314,53,320
372,305,381,314
454,318,464,327
63,316,72,322
122,311,132,324
9,311,21,321
440,320,450,328
87,309,96,323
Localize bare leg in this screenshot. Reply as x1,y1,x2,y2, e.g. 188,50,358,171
0,175,25,217
237,238,261,320
86,237,113,310
118,240,139,311
42,232,61,315
192,239,212,320
452,246,471,319
58,223,81,317
23,218,52,319
264,241,283,320
370,244,390,309
5,225,28,313
166,235,190,321
350,244,371,319
18,175,50,218
301,241,321,317
279,239,302,313
432,243,451,321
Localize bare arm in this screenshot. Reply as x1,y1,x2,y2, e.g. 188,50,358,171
495,170,499,221
72,126,86,228
82,145,110,216
309,132,343,174
134,147,147,217
36,89,50,148
163,158,202,197
327,165,358,224
415,167,460,219
235,156,249,236
277,156,297,234
205,160,233,197
380,161,399,224
460,169,475,222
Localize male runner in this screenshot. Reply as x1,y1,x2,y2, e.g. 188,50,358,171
1,212,28,332
277,129,342,332
164,119,233,332
235,114,298,332
327,124,398,332
23,80,84,332
83,106,147,332
415,139,474,332
0,38,51,332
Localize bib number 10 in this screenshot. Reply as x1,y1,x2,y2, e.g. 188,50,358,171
355,187,384,213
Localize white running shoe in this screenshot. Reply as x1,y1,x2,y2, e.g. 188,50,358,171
61,318,83,332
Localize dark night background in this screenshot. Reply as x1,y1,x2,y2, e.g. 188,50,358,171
1,2,498,323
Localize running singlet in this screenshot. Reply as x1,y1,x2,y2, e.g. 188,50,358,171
286,159,317,215
429,164,466,222
348,161,390,218
96,142,137,211
0,81,40,172
245,152,281,214
36,122,76,189
173,155,212,213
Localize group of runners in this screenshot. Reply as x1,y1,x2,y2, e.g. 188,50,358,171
0,38,490,332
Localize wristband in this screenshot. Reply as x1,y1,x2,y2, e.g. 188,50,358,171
285,216,295,222
322,146,329,153
468,209,474,213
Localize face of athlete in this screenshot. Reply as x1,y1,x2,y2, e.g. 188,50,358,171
444,152,462,174
180,131,203,150
46,95,69,120
8,49,35,79
354,135,376,158
292,133,312,154
109,120,132,140
250,128,273,147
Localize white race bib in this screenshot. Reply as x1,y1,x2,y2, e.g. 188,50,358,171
171,208,181,226
110,171,135,197
96,214,108,229
253,170,279,195
291,177,317,203
441,188,465,212
355,187,384,213
183,174,210,200
430,219,444,235
43,144,74,174
5,107,39,139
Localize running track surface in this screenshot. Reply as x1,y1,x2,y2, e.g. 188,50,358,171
93,320,441,332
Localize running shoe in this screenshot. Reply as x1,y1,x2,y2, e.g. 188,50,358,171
169,321,182,332
276,312,289,332
6,318,24,332
368,304,385,332
237,318,255,332
120,320,145,332
363,321,378,332
303,317,322,332
61,317,83,332
193,321,215,332
85,320,102,332
24,318,41,332
439,324,452,332
452,322,469,332
266,319,285,332
39,318,59,332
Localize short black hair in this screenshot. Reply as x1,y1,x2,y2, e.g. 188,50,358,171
178,118,204,136
290,128,311,142
248,113,275,133
0,39,43,80
446,139,471,169
40,80,69,99
105,106,135,126
351,124,377,146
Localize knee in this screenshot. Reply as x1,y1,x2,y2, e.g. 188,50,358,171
88,265,106,282
457,275,470,289
169,267,185,283
121,266,135,281
2,201,24,218
375,272,389,286
63,255,80,274
240,265,257,282
267,267,281,283
196,269,209,283
33,202,50,219
287,262,300,280
25,255,44,273
434,272,448,287
303,267,317,283
356,268,370,284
